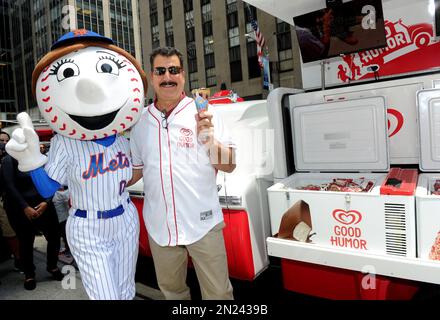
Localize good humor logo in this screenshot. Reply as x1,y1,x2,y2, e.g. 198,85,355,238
330,209,368,250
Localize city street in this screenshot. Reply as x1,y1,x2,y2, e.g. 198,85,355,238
0,235,164,300
0,236,88,300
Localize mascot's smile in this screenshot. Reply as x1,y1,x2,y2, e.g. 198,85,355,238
69,109,120,130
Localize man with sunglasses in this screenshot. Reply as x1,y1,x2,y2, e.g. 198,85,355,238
129,47,236,300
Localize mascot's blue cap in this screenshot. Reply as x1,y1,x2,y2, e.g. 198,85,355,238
51,29,114,50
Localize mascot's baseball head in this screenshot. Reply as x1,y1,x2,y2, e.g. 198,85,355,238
32,29,147,140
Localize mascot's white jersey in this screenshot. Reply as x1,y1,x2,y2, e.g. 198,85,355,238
45,134,132,212
45,133,139,300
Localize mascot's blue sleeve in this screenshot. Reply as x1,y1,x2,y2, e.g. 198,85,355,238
30,167,61,198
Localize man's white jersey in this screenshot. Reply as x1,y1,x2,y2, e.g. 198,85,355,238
130,96,235,247
45,134,132,213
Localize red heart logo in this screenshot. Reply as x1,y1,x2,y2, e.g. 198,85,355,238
332,209,362,225
180,128,193,136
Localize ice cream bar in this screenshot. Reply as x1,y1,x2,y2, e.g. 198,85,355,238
194,95,209,112
192,88,210,112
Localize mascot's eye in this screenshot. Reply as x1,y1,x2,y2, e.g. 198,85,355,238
101,63,113,73
96,57,125,76
49,59,80,82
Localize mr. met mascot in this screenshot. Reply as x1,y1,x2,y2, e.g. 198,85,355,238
6,29,147,300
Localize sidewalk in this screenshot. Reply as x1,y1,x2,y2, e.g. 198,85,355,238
0,235,89,300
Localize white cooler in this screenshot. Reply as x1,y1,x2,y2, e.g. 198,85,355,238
416,89,440,261
268,97,417,257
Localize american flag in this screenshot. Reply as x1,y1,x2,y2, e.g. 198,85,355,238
248,6,266,69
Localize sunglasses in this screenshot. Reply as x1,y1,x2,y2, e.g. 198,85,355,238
153,66,183,76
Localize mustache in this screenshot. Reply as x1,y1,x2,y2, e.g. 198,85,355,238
160,81,177,87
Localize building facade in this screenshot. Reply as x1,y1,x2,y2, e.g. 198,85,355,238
1,0,303,119
139,0,302,100
2,0,141,118
0,0,15,118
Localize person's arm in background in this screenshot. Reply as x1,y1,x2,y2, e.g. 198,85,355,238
1,156,28,210
1,156,39,219
128,168,143,187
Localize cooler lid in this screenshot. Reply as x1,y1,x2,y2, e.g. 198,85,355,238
291,97,389,172
418,89,440,172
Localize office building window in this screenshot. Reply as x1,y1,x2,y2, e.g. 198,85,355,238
229,46,242,82
188,55,197,73
226,0,241,82
151,25,160,48
226,0,237,14
247,41,261,78
109,0,136,56
276,19,293,72
244,6,261,79
183,0,193,12
206,67,216,87
163,0,174,47
150,0,159,48
203,36,214,54
163,0,172,20
201,0,215,88
185,11,194,28
165,20,174,47
186,27,195,42
204,53,215,69
228,27,240,47
201,2,212,23
183,1,197,88
189,72,198,91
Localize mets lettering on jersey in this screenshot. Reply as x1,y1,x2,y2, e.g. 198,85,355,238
82,151,130,179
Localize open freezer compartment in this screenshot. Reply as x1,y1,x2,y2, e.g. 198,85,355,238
267,96,401,256
416,89,440,261
268,172,390,255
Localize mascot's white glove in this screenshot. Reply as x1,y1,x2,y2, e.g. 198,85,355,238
5,112,48,172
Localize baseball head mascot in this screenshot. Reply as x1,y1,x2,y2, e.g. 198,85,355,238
6,29,147,300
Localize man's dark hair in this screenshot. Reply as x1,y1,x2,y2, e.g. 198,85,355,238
150,47,184,70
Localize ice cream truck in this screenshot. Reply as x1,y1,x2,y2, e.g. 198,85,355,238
243,0,440,299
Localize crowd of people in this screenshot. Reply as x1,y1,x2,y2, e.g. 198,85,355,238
0,28,236,300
